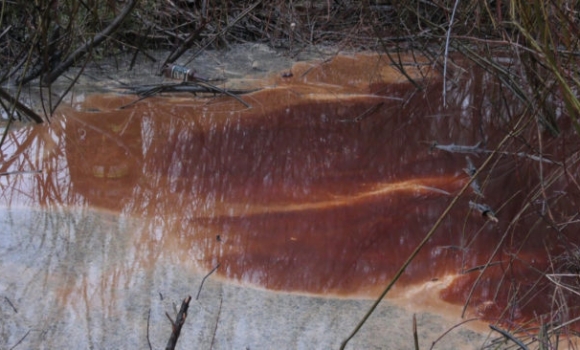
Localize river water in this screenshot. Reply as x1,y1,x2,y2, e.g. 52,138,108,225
1,48,579,349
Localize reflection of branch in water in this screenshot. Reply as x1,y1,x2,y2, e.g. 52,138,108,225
0,170,42,177
67,115,136,159
337,102,384,123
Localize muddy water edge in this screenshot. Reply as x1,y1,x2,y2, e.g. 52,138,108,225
1,48,580,349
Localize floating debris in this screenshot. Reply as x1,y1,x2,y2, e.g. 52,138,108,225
162,64,197,81
427,140,561,165
469,201,498,223
515,152,561,165
463,156,484,198
429,141,485,155
463,156,476,176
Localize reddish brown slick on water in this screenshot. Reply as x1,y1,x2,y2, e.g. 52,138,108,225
2,53,580,328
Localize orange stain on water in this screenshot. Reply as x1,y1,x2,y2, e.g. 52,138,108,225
2,53,579,329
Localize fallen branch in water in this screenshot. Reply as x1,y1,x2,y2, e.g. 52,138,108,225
119,81,257,109
165,296,192,350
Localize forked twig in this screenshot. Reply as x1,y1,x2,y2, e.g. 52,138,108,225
165,296,192,350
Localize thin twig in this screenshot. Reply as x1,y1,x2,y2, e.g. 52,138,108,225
187,0,263,63
196,264,220,300
4,296,18,313
209,297,223,350
9,330,30,350
146,308,153,350
413,314,420,350
429,318,481,350
489,325,529,350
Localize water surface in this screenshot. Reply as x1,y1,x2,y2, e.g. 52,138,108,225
1,52,579,348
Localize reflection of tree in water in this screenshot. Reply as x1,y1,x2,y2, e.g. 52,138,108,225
0,207,155,349
0,123,72,207
65,109,142,211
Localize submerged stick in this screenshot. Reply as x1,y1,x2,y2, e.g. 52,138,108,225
165,296,192,350
337,102,384,123
146,309,153,350
196,264,220,300
8,329,30,350
209,298,223,350
413,314,420,350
